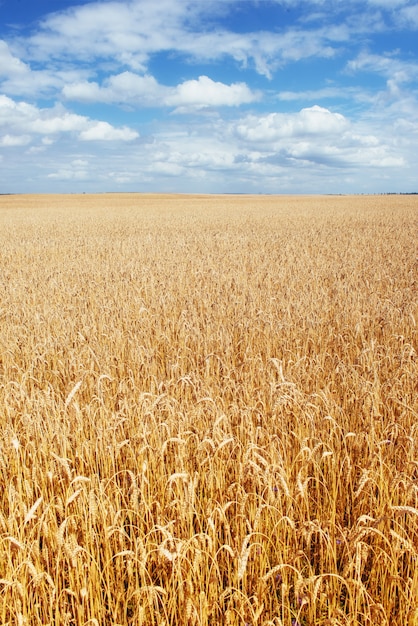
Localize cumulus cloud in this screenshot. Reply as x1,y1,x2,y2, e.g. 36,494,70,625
79,121,139,141
63,72,164,105
0,134,31,147
235,106,348,143
0,94,138,143
232,105,405,169
63,72,259,111
166,75,260,110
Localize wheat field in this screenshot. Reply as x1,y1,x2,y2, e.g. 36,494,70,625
0,193,417,626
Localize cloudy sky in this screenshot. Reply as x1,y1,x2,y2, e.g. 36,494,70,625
1,0,417,193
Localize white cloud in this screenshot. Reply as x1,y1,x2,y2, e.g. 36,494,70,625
61,80,102,102
277,86,369,103
345,51,418,116
399,4,418,27
231,105,406,170
63,72,166,105
150,162,186,176
367,0,411,7
276,0,411,7
79,121,139,141
0,134,31,147
29,112,89,135
166,75,260,110
0,95,44,132
0,39,64,96
4,0,417,100
47,158,91,180
2,0,411,111
27,0,193,68
21,0,354,79
0,96,83,136
346,51,418,80
0,94,138,143
48,169,88,181
63,72,259,111
235,106,349,143
61,1,410,73
0,40,28,76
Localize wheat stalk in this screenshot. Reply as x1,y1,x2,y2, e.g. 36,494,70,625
65,380,82,409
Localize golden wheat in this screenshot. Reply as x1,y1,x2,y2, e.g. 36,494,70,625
0,193,417,625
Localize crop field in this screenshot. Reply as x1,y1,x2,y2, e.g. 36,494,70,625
0,193,417,626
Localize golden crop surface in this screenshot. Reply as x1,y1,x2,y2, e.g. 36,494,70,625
0,193,417,626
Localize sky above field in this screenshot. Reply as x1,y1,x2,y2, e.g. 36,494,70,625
0,0,417,193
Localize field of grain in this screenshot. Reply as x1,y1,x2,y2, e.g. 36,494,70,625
0,193,417,626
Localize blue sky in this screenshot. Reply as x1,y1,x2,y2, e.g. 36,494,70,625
0,0,417,193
